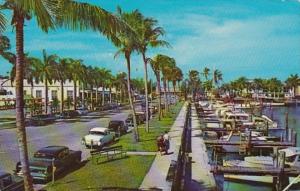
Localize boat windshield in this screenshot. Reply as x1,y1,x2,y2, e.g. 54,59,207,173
286,155,297,163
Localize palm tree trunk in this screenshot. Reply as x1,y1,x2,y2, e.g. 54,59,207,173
74,81,77,110
44,78,48,114
102,84,105,106
167,81,170,105
60,81,64,113
109,86,112,103
90,85,93,110
156,73,162,120
95,85,98,106
15,15,34,191
142,54,149,132
173,81,176,96
163,79,168,113
81,82,85,107
125,54,139,142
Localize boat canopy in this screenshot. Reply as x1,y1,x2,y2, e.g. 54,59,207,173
280,147,300,157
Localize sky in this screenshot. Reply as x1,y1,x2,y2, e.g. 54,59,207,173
0,0,300,82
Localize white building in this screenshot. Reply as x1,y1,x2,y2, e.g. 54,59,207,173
0,77,79,103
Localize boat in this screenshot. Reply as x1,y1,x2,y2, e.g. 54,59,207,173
224,147,300,185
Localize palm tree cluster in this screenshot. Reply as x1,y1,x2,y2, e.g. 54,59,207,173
0,1,180,190
150,54,183,120
220,74,300,98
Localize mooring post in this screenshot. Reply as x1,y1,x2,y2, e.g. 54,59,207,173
277,151,289,191
266,121,269,136
292,130,297,147
288,129,292,142
247,130,252,155
272,147,279,191
285,112,289,141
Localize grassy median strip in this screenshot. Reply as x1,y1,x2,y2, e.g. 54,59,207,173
112,101,184,152
46,155,155,191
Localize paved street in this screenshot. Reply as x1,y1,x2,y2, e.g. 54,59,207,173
0,108,131,173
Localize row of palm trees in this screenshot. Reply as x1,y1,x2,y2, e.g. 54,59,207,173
184,67,223,100
0,1,178,190
220,74,300,97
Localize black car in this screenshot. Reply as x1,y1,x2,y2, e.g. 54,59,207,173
108,120,128,135
16,146,81,182
0,171,24,191
28,114,56,126
125,112,146,126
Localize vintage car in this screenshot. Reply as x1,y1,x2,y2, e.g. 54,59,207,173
0,171,24,191
108,120,128,135
15,146,81,182
81,127,115,148
28,114,56,126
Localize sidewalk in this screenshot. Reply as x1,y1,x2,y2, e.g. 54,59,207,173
187,104,216,191
139,102,188,191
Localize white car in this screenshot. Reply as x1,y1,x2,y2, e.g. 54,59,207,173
81,127,114,148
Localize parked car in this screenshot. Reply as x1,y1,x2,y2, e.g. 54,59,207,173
76,107,89,115
0,171,24,191
125,114,142,126
108,120,128,135
15,146,81,182
58,110,79,119
81,127,115,148
28,114,56,126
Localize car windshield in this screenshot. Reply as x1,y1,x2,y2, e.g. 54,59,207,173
89,131,106,135
34,152,55,159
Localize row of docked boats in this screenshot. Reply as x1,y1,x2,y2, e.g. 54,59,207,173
197,100,278,131
196,100,300,187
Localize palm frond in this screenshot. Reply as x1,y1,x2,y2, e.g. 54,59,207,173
0,10,7,33
56,0,133,41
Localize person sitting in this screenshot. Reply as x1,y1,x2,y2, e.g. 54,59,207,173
156,134,165,155
163,131,170,154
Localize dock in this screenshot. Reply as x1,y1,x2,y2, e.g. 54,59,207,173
186,104,216,190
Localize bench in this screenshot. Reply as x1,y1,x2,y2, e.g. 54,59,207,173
90,146,127,164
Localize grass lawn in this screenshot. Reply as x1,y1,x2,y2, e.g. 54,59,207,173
112,101,184,152
46,155,155,191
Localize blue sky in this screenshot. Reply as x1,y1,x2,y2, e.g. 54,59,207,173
0,0,300,82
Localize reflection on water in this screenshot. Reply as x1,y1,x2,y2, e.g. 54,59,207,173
223,106,300,191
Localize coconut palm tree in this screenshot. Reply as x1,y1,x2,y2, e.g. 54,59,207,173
171,67,183,96
188,70,200,101
203,67,210,80
115,72,127,103
213,69,223,88
285,74,300,98
135,14,169,132
150,54,166,120
37,50,58,114
113,8,141,142
161,57,176,113
68,59,83,110
53,58,70,113
0,1,131,188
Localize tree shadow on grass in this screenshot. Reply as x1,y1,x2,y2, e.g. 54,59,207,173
35,160,89,185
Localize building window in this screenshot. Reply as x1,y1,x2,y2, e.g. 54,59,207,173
67,90,73,99
36,90,42,98
51,90,57,100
